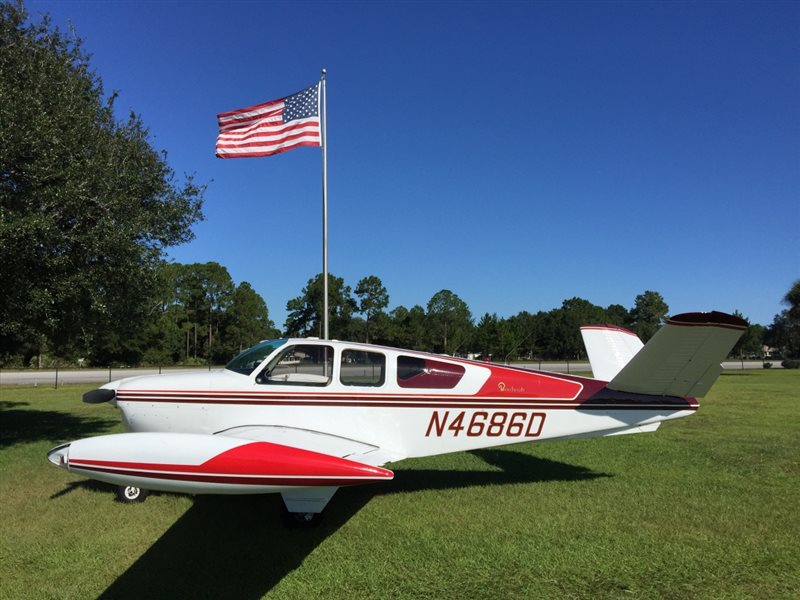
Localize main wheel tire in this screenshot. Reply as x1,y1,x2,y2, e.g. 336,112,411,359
116,485,149,503
282,507,323,528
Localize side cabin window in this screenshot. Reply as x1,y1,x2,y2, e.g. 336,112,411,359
257,344,333,386
340,350,385,387
397,356,465,389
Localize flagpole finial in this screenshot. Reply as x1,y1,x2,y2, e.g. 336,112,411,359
321,68,327,79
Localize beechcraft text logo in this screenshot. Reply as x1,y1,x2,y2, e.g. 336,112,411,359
498,381,524,393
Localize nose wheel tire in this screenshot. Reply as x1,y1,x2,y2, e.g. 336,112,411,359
116,485,149,503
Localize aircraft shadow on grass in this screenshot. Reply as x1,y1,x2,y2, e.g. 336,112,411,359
89,450,609,599
0,403,117,449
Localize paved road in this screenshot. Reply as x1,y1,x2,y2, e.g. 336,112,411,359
0,367,210,386
0,360,775,386
514,360,772,373
513,361,591,373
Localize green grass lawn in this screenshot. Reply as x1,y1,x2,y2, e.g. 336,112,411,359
1,371,798,599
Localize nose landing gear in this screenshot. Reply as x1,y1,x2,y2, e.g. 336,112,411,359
116,485,149,503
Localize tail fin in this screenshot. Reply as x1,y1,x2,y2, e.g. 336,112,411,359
605,312,747,397
580,324,644,381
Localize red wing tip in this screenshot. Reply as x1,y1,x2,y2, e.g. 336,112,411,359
375,466,394,479
668,311,748,330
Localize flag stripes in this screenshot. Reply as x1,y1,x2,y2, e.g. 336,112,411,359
216,84,321,159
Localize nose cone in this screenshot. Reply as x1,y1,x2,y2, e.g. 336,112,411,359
47,443,70,468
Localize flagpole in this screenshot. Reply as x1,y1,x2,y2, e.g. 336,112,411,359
321,69,329,340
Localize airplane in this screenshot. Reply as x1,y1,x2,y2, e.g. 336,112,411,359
48,311,746,524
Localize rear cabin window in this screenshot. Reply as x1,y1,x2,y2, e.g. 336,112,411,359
397,356,465,389
340,350,385,387
257,345,333,386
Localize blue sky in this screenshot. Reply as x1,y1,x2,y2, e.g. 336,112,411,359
28,0,799,327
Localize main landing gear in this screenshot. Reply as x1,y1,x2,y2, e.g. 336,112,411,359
115,485,149,503
282,505,324,528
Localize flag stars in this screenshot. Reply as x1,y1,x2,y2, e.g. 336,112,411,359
283,84,319,123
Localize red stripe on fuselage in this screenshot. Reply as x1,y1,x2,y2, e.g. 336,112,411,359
114,391,696,411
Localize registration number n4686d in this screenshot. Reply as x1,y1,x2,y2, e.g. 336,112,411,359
425,410,545,438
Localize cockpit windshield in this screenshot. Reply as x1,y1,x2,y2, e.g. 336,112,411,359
225,339,287,375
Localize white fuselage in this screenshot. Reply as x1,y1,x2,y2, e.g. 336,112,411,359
108,340,694,464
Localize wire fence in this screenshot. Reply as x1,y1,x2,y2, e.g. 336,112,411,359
0,359,777,388
0,365,221,388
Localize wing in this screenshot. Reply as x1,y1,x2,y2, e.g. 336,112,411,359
47,431,395,497
213,425,408,514
215,424,405,467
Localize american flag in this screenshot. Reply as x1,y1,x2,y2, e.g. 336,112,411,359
216,84,321,158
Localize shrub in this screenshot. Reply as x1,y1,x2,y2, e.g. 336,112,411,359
781,359,800,369
763,362,772,369
0,353,26,368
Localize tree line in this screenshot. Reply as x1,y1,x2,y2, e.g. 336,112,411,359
10,262,800,368
285,273,673,359
282,273,798,364
3,254,797,367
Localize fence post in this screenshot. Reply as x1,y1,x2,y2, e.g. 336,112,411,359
108,366,112,383
567,360,570,374
54,367,58,389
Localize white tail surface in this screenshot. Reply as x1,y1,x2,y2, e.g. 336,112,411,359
606,312,747,397
580,325,644,381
